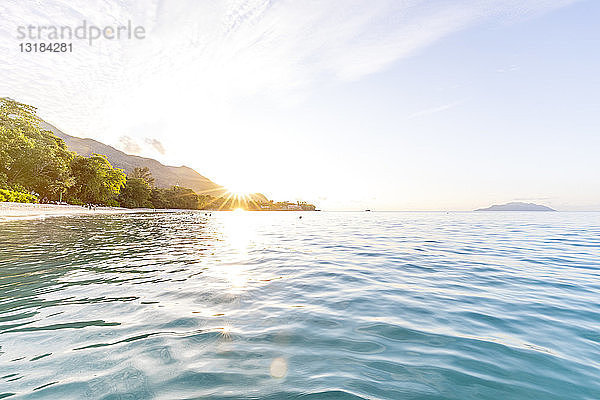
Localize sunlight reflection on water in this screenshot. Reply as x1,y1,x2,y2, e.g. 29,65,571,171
0,211,599,399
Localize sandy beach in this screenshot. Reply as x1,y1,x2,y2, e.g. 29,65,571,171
0,202,151,221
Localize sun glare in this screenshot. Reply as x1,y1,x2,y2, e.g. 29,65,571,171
228,190,250,197
213,189,264,211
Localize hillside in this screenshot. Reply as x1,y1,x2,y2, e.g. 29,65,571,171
475,202,556,211
41,121,226,196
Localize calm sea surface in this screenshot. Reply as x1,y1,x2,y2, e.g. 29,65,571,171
0,211,599,399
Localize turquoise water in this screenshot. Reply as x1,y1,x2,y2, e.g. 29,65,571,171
1,211,599,399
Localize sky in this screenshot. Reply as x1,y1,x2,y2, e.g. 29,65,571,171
1,0,598,211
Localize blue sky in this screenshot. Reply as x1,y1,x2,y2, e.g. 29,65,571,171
1,0,598,210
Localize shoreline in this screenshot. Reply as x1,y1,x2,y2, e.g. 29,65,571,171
0,202,156,221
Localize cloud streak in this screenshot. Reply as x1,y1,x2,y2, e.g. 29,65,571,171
0,0,579,151
145,138,165,155
118,136,141,154
404,100,464,120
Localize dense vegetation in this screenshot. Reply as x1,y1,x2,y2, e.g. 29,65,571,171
1,99,74,201
0,188,37,203
0,97,317,211
1,98,125,205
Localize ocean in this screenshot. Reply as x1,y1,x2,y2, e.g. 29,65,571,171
1,211,599,399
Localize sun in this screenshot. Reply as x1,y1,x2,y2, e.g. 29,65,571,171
214,186,263,211
218,188,263,211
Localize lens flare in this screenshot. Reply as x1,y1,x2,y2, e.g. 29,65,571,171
270,357,288,378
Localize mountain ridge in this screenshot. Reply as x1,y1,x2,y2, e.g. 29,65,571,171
40,121,226,196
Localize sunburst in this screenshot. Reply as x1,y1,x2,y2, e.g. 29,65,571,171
212,191,261,211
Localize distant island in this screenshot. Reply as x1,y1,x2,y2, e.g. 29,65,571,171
475,202,555,211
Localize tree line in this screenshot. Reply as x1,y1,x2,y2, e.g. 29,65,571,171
1,97,317,211
0,98,200,208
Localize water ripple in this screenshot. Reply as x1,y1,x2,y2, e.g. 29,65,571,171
0,211,599,399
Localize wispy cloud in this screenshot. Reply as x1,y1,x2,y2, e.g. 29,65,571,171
145,138,165,155
118,136,141,154
0,0,580,147
404,100,464,120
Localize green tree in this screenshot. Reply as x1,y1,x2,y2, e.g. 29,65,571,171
67,154,126,205
131,166,155,187
165,186,199,209
0,188,37,203
118,177,151,208
149,187,169,208
0,97,74,199
198,194,217,209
